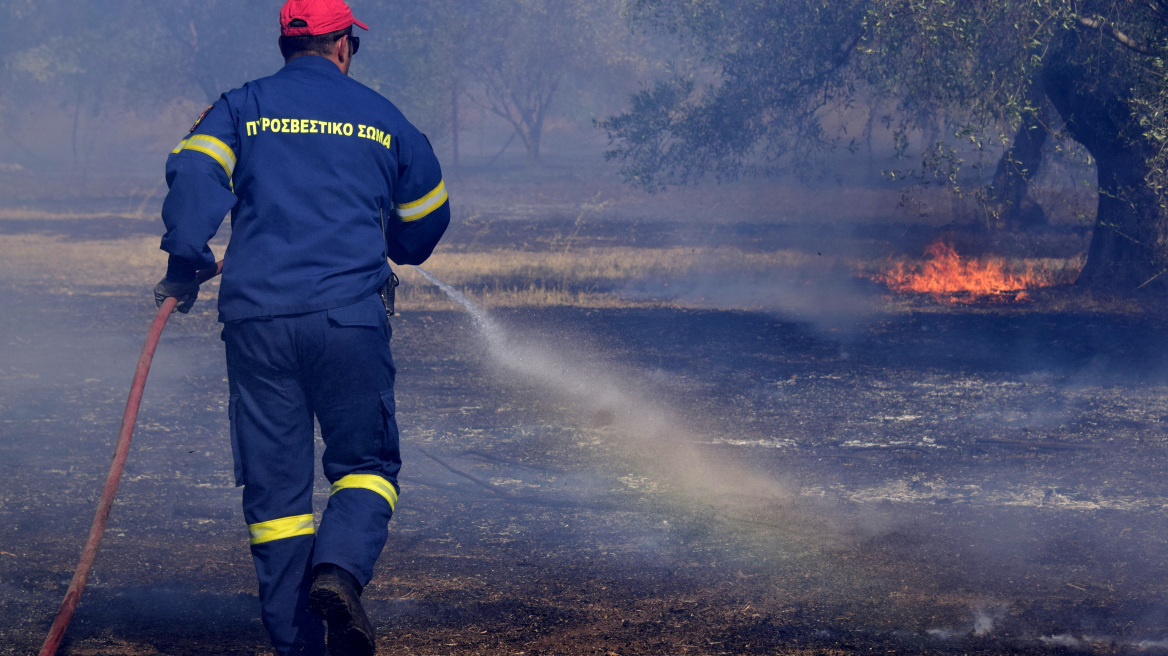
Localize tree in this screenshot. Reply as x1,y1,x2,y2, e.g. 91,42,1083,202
0,0,275,165
0,1,121,162
357,0,474,167
373,0,647,168
1,0,657,174
603,0,1168,292
144,2,278,104
461,0,600,166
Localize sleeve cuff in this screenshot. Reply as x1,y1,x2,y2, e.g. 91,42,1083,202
166,254,198,282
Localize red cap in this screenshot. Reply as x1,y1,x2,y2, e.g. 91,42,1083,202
280,0,369,36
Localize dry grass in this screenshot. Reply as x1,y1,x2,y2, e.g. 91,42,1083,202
0,233,823,309
0,227,1116,315
0,208,155,221
0,234,167,290
415,247,818,282
399,247,822,310
853,254,1085,284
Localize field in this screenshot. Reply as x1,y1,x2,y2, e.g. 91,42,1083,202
2,171,1168,655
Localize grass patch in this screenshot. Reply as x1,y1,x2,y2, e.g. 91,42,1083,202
0,230,1126,315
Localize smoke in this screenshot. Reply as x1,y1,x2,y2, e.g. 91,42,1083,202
410,263,1168,650
1038,634,1168,650
971,601,1008,636
414,266,795,510
623,267,881,335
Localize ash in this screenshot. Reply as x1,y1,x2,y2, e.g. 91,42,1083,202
3,213,1168,656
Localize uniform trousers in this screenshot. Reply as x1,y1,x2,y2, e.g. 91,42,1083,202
222,293,399,656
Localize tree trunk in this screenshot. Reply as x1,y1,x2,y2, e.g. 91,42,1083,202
988,105,1049,230
1042,30,1168,292
71,85,85,161
518,119,542,167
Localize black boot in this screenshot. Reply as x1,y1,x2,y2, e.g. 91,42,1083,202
308,564,376,656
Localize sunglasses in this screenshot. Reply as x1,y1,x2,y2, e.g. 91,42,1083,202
342,33,360,56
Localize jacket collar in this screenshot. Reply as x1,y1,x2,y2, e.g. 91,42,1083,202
279,54,344,76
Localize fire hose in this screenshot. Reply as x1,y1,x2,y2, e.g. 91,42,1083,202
38,261,224,656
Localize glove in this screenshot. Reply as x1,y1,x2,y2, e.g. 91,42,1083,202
154,276,200,314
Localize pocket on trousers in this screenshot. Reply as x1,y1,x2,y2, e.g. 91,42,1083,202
228,394,245,487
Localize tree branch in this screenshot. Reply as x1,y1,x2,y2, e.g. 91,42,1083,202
1078,15,1157,56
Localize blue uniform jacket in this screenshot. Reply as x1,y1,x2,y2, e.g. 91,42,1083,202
160,55,450,322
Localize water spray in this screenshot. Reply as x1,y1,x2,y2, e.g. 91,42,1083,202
412,266,789,504
415,266,500,338
37,262,223,656
414,266,631,412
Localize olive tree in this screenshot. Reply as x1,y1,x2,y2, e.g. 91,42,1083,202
603,0,1168,292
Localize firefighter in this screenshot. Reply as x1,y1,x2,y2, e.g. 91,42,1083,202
153,1,449,654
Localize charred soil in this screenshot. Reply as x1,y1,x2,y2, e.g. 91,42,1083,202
1,209,1166,655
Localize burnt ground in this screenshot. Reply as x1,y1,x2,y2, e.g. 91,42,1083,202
2,214,1168,655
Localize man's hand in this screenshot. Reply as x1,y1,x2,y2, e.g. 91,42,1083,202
154,276,200,314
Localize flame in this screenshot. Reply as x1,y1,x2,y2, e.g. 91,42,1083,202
874,241,1057,303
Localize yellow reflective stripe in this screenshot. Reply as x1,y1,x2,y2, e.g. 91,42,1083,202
395,180,447,223
330,474,398,511
171,139,189,154
183,134,237,177
248,514,314,545
397,180,446,210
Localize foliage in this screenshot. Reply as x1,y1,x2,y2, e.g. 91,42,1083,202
368,0,651,164
142,2,278,104
603,0,1168,193
0,0,276,137
601,0,870,190
0,0,651,167
355,1,466,139
603,0,1168,290
1131,31,1168,202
